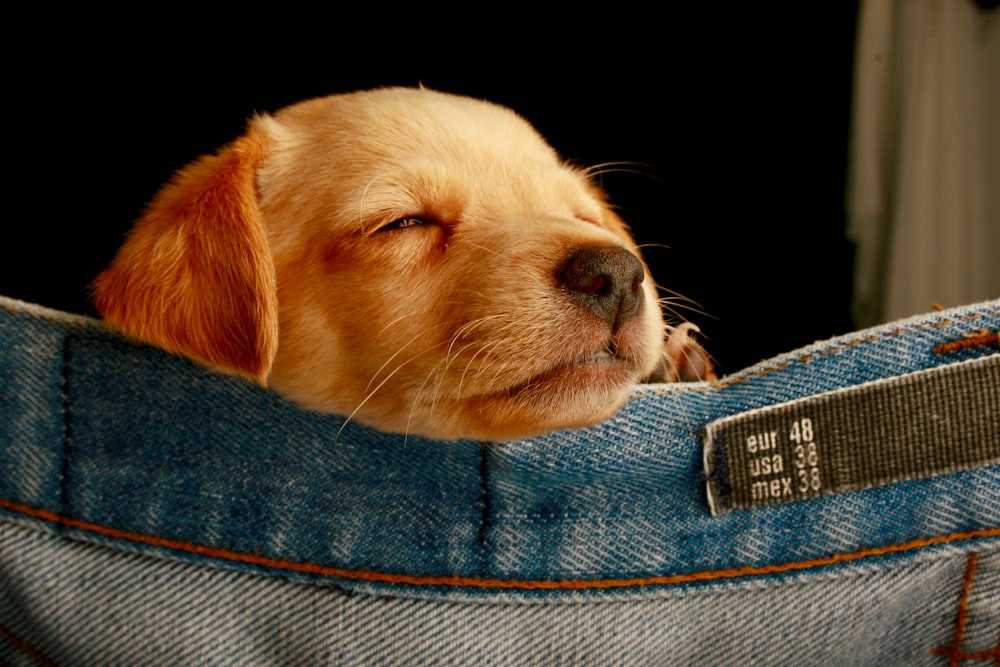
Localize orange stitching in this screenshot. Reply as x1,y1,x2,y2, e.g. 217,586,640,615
3,496,998,592
0,625,60,667
932,552,1000,665
634,308,1000,400
756,363,791,377
933,330,1000,356
950,552,979,665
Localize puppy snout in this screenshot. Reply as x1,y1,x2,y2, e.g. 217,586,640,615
561,247,646,331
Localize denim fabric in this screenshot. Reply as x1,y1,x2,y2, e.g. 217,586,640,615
1,294,998,665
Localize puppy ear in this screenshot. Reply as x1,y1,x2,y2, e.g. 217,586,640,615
92,128,278,384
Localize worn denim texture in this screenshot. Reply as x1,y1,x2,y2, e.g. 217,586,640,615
1,294,998,665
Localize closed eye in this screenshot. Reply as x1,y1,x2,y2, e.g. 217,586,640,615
382,216,431,231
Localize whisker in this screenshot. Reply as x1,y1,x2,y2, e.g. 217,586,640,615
364,336,421,393
374,312,424,341
450,314,506,348
459,337,508,395
336,357,414,441
635,242,673,253
581,161,653,177
404,314,517,425
651,282,713,320
461,241,508,260
357,176,381,235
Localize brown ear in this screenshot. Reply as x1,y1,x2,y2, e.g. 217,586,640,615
92,128,278,384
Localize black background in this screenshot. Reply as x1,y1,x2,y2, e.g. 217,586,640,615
2,7,859,374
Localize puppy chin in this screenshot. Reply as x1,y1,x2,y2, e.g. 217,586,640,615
270,354,648,441
386,323,661,441
459,369,643,441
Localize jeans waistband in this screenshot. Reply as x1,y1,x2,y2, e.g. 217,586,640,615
1,295,998,601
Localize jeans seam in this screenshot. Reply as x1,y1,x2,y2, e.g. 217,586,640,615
630,307,1000,401
478,442,491,552
931,552,1000,665
2,496,997,593
0,625,60,667
56,331,75,533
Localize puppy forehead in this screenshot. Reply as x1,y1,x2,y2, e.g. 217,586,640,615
273,87,557,160
261,88,599,203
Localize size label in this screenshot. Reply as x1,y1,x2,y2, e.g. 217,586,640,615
704,355,1000,515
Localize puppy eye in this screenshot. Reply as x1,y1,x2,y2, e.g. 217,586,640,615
384,217,428,230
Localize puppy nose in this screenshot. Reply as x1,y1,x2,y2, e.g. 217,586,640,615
561,247,646,331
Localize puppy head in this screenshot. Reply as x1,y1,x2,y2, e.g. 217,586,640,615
94,87,667,440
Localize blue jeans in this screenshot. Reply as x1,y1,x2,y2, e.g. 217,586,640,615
2,294,998,665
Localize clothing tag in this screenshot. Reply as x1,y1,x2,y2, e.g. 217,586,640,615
704,355,1000,515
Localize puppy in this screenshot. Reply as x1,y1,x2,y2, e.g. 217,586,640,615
93,87,713,441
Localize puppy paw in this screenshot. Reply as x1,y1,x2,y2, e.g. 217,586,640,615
645,322,717,383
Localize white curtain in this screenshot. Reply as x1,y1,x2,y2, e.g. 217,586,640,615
847,0,1000,327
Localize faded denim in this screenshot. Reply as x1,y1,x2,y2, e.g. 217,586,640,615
1,294,998,665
